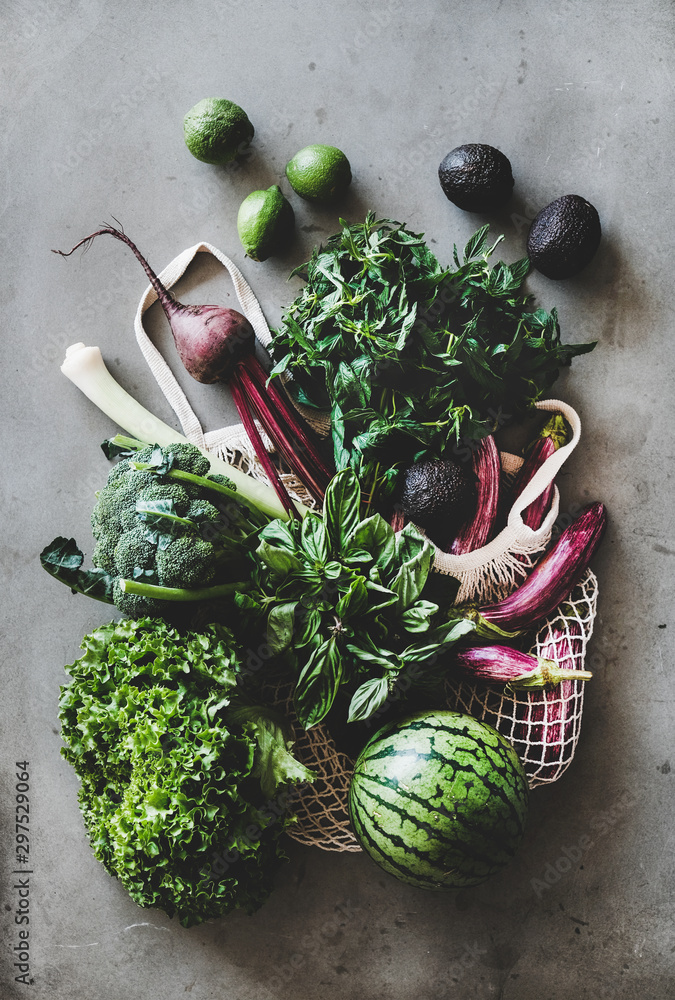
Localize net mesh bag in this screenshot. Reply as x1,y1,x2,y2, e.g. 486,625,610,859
445,569,598,788
131,242,599,852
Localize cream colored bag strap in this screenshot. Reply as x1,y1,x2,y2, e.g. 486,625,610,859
133,242,330,452
507,399,581,527
430,399,581,576
132,242,274,451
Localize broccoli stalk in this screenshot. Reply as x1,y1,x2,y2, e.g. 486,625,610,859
131,460,268,529
119,578,244,602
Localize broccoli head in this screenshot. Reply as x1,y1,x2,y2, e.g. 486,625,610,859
80,442,265,619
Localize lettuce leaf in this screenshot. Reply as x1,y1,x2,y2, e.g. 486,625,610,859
59,617,313,927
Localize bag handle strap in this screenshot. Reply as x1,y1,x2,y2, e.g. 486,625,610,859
506,399,581,527
132,242,274,450
431,399,581,574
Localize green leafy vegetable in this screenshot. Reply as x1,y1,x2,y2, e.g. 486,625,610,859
271,214,596,508
42,442,265,619
239,469,474,728
59,617,313,927
40,536,115,603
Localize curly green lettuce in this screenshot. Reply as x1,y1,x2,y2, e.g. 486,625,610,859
59,617,313,927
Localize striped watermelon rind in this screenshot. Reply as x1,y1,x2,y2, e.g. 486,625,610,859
348,710,529,889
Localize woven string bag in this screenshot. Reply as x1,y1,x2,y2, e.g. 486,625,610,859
132,244,599,851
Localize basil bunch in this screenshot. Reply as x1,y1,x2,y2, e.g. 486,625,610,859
271,215,595,508
238,469,473,728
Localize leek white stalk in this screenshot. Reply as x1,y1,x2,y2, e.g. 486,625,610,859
61,343,306,521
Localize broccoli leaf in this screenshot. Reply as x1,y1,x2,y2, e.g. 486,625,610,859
40,537,115,604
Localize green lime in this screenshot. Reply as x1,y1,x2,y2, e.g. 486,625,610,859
285,144,352,203
237,185,295,262
183,97,254,165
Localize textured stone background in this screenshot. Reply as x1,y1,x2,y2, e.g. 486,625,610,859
1,0,674,996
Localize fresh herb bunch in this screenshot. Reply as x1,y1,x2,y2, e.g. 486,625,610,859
59,617,314,927
237,469,474,729
271,215,596,508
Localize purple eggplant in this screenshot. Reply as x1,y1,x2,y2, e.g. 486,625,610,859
449,435,501,554
512,613,586,778
460,502,606,636
512,414,568,530
454,643,592,689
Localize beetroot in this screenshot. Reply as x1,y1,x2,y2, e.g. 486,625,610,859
54,226,332,516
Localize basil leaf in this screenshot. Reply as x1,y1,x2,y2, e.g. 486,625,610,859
342,547,373,566
347,677,390,723
335,360,368,410
346,642,398,670
389,545,433,612
235,591,264,618
331,401,351,471
256,539,303,577
324,468,361,551
294,639,342,729
266,602,297,654
294,605,323,648
402,618,475,663
346,513,396,574
323,560,343,580
364,580,398,613
399,599,439,633
301,512,330,564
260,520,300,553
335,576,368,619
463,224,490,262
394,523,430,565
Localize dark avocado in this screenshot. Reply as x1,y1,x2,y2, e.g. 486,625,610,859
438,143,514,212
527,194,601,279
399,458,476,543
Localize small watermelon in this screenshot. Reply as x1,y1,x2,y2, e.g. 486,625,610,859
349,710,529,889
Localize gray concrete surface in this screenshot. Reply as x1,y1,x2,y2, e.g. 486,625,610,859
1,0,674,997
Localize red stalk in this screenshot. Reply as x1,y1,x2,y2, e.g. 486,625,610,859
236,363,326,504
229,378,299,519
449,435,500,554
240,355,333,483
390,507,406,533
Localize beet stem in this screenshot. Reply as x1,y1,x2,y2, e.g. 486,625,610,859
236,365,326,504
241,355,333,482
229,378,300,520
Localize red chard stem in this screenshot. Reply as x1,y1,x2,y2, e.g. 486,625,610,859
241,355,333,482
